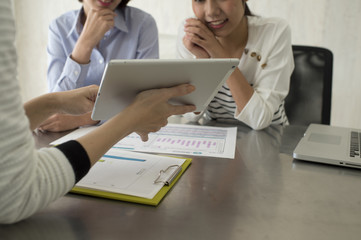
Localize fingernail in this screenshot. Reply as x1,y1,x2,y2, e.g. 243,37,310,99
187,85,195,92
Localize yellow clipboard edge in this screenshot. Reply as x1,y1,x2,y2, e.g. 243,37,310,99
70,157,192,206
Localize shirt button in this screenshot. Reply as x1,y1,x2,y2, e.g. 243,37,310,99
74,71,79,76
99,59,103,64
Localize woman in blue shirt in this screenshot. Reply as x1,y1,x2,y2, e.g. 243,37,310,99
41,0,159,132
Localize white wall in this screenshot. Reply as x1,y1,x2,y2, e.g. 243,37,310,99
13,0,361,128
14,0,81,101
128,0,193,59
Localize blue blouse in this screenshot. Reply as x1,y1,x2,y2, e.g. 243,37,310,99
47,6,159,92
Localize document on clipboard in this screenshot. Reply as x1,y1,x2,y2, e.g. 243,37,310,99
71,148,191,206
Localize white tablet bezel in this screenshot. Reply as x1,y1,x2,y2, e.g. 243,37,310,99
91,58,239,121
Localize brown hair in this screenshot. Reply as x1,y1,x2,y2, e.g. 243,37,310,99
245,4,252,16
77,0,131,10
244,1,253,16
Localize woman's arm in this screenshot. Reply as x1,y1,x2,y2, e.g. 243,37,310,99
180,18,294,129
182,18,254,111
24,85,98,131
1,84,195,224
38,113,98,132
71,8,116,64
234,22,294,129
47,18,91,92
47,8,116,92
25,84,196,166
77,84,196,165
1,0,197,223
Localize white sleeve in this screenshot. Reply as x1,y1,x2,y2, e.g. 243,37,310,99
0,2,76,224
47,19,91,92
176,20,196,59
235,20,294,129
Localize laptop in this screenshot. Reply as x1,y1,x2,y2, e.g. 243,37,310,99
293,123,361,169
91,58,239,121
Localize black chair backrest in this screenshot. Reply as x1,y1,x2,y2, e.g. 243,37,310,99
284,45,333,125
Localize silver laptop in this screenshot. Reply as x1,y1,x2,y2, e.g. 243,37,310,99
293,123,361,169
91,58,239,121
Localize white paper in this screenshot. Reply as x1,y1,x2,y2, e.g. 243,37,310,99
51,123,237,159
76,149,186,199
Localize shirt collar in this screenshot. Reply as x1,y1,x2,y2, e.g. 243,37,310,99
114,8,128,33
67,7,128,38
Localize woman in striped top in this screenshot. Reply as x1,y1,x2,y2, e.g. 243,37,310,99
0,0,195,223
177,0,294,130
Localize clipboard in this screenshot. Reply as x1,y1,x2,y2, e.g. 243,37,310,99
70,157,192,206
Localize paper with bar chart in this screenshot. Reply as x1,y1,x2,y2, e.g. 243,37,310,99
51,123,237,159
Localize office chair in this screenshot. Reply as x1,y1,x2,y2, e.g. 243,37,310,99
284,45,333,125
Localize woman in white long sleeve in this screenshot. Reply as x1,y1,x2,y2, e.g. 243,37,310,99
177,0,294,130
0,0,195,224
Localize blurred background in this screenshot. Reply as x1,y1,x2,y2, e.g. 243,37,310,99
13,0,361,128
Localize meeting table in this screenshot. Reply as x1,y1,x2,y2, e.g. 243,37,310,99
1,117,361,240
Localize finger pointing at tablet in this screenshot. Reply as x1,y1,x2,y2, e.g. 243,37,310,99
132,84,196,141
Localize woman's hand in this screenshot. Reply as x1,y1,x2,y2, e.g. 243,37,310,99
183,18,230,59
71,8,116,64
25,85,99,131
76,84,196,165
38,85,99,132
56,85,99,115
125,84,197,141
38,113,99,132
81,8,116,49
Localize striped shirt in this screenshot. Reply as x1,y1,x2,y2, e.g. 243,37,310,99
207,84,288,126
177,16,294,130
0,0,90,224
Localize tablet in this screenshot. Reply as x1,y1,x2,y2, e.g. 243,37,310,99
91,58,239,120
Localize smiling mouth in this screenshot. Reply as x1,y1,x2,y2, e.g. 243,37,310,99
98,0,113,7
207,19,228,29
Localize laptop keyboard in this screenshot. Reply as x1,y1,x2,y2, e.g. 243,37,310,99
350,131,361,158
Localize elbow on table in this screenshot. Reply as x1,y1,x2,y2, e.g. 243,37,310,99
0,214,24,224
0,203,33,224
0,187,42,224
248,122,271,131
243,113,274,131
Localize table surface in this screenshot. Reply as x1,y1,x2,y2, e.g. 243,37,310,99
1,119,361,240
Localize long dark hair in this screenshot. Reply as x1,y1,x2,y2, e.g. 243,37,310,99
77,0,131,10
244,2,253,16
